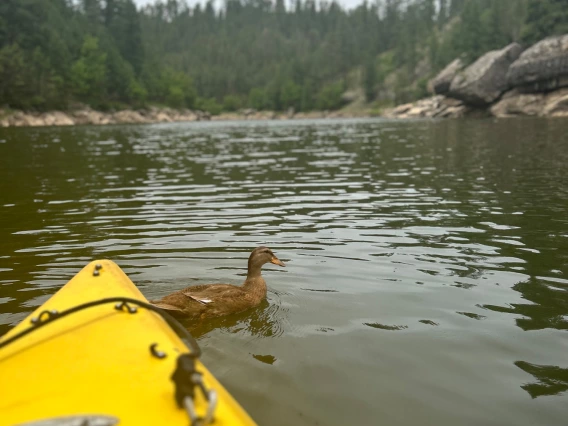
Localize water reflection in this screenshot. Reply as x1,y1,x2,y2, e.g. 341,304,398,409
515,361,568,398
178,294,287,340
482,277,568,331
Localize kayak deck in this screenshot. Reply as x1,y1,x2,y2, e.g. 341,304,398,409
0,260,256,426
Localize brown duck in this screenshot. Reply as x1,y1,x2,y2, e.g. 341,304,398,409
151,247,285,319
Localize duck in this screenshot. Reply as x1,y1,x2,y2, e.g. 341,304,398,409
151,246,285,319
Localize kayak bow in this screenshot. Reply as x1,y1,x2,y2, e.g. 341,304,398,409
0,260,257,426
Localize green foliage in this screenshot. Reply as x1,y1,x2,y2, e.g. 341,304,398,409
522,0,568,43
363,58,377,102
222,95,243,112
249,88,268,110
316,81,345,110
71,36,107,105
0,0,561,112
197,97,222,115
0,43,28,109
280,80,302,110
376,51,396,84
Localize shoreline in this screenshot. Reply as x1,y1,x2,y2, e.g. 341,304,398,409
0,107,376,128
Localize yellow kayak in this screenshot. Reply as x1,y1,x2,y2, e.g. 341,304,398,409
0,260,257,426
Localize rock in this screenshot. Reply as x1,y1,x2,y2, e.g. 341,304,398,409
194,110,211,121
154,112,173,122
175,109,198,122
391,103,413,115
490,87,568,117
542,88,568,116
382,95,470,119
26,115,46,127
448,43,523,105
239,108,256,118
341,89,361,104
429,58,464,95
212,112,240,121
73,110,114,125
113,110,147,124
508,35,568,93
490,89,545,117
6,112,44,127
42,111,75,126
436,105,468,118
293,111,325,119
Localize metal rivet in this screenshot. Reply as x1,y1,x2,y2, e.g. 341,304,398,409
93,269,100,277
150,343,167,359
115,301,137,314
95,264,102,270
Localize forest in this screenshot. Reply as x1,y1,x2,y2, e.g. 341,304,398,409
0,0,567,114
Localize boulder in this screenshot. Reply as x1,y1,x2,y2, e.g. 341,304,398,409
382,95,469,119
25,115,46,127
429,58,464,95
73,110,114,125
43,111,75,126
542,88,568,116
239,108,256,118
448,43,523,105
7,112,45,127
490,87,568,117
507,35,568,93
154,112,172,122
490,89,545,117
113,110,147,124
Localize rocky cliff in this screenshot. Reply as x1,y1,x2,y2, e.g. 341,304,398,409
385,35,568,119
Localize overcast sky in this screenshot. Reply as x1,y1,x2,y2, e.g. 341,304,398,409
132,0,365,11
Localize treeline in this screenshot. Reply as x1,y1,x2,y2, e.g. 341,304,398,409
0,0,567,113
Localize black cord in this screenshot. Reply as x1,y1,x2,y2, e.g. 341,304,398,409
0,297,201,358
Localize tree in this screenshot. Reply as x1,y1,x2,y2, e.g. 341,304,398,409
71,36,107,105
316,81,344,110
363,57,377,102
0,0,563,113
0,44,28,109
522,0,568,43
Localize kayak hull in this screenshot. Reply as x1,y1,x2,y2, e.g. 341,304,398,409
0,260,257,426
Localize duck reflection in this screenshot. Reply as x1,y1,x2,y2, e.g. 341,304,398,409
515,361,568,398
177,295,287,340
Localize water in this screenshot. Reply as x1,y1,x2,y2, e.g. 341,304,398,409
1,118,567,425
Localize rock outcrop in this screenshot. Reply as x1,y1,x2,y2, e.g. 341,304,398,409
491,88,568,117
0,106,368,128
507,35,568,93
383,96,470,119
429,58,464,95
0,107,214,128
490,90,545,117
448,43,523,105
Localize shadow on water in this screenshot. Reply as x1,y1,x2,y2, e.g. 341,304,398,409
515,361,568,398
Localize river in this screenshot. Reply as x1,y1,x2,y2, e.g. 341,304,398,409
1,118,567,425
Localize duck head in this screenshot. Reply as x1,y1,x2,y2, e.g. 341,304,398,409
247,246,285,278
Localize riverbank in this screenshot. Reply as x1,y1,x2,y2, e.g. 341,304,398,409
0,106,374,128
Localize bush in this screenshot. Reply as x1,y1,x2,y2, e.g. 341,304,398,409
197,97,223,115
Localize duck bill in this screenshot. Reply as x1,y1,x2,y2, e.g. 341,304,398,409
271,257,286,267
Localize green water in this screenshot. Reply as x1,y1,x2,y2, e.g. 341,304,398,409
1,118,567,425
